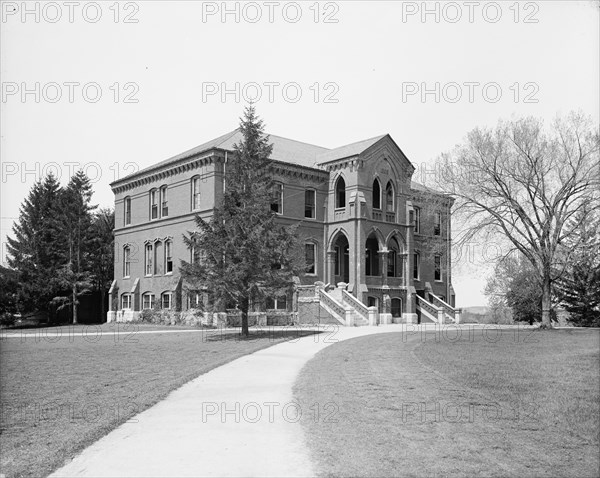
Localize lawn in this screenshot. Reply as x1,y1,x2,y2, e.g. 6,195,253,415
293,328,600,477
0,324,316,478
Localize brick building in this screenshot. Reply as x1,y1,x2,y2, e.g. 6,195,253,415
107,129,459,325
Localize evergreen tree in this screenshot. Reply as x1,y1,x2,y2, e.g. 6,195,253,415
89,207,115,322
7,174,65,317
555,205,600,326
52,171,97,324
181,106,304,336
0,265,19,317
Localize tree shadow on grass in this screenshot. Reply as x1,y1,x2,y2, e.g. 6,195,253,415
202,325,324,343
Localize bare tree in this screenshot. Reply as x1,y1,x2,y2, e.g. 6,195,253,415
431,112,600,328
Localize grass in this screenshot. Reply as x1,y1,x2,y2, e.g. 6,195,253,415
0,325,317,478
293,328,599,477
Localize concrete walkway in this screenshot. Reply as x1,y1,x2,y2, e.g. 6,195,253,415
51,325,412,478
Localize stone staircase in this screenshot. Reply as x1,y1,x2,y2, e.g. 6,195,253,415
416,293,460,324
317,283,372,326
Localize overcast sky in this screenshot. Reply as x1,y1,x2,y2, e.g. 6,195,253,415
1,0,598,307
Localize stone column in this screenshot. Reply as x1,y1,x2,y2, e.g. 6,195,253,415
403,286,418,324
380,288,392,324
400,253,408,286
379,249,389,286
327,250,336,286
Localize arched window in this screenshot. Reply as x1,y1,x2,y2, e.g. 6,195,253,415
413,207,421,234
271,183,283,214
150,189,158,220
434,211,442,236
161,292,172,310
154,241,163,275
142,293,155,310
160,186,168,217
387,238,400,277
335,176,346,209
123,245,131,277
413,251,420,280
145,243,153,276
372,179,381,210
305,242,316,275
121,293,132,310
434,254,442,281
391,298,402,318
365,234,380,276
386,182,394,212
124,197,131,225
192,176,201,210
165,240,173,274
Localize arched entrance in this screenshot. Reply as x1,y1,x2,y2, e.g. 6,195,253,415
365,233,380,276
332,234,350,283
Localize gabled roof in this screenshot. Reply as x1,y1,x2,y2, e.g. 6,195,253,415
315,134,387,164
112,130,410,186
116,129,331,184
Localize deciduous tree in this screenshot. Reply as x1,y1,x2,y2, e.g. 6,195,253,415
433,112,600,328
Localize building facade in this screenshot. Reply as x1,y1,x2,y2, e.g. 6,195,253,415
107,129,457,325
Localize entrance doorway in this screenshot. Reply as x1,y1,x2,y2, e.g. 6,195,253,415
334,235,350,283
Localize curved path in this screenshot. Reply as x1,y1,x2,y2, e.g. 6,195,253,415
51,325,415,477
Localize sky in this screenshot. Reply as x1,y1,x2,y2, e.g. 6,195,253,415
1,0,599,307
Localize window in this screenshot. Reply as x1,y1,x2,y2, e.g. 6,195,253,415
413,207,421,234
386,182,394,212
271,183,283,214
188,291,201,309
304,189,316,219
434,255,442,281
365,235,379,276
266,296,287,310
387,238,400,277
123,246,131,277
413,252,420,280
192,176,201,210
150,189,158,220
372,179,381,209
335,176,346,209
305,243,316,274
121,294,132,310
160,186,168,217
190,245,200,265
391,298,402,318
165,240,173,274
142,293,155,309
124,197,131,225
161,292,172,309
154,241,163,275
145,243,153,276
434,211,441,236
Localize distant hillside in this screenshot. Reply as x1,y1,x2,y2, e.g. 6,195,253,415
461,306,490,315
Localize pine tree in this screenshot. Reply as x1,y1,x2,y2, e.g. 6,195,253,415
555,205,600,326
53,171,97,324
6,174,65,317
181,106,304,336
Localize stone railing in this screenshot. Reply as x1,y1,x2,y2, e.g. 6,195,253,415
341,290,369,321
416,295,443,323
386,212,395,223
372,210,382,221
318,288,347,323
430,293,457,322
